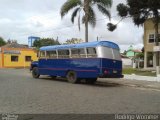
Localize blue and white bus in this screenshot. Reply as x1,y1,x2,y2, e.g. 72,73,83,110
31,41,123,83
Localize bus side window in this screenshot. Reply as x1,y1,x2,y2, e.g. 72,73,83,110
37,51,39,58
87,48,97,58
71,49,79,58
46,51,50,58
79,48,86,58
39,51,46,59
46,51,57,59
58,50,69,58
71,48,86,58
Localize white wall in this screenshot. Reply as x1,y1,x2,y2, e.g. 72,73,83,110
122,58,132,66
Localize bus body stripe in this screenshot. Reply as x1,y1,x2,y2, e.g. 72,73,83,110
39,68,97,72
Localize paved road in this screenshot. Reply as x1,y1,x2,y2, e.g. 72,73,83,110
0,68,160,114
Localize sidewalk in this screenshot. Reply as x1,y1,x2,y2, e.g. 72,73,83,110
99,78,160,90
123,74,160,82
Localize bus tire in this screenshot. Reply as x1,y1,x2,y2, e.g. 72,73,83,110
86,78,97,84
67,71,78,83
32,67,40,78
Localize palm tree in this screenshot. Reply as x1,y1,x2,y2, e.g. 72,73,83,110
60,0,112,42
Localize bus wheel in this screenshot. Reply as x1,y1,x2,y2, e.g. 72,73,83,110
86,78,97,84
32,67,40,78
67,71,78,83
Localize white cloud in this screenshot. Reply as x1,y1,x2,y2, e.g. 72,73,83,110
0,0,144,51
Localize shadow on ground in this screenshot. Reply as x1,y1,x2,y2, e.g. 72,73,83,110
39,76,122,88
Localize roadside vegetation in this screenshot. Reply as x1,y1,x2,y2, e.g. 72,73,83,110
0,37,6,47
123,68,156,77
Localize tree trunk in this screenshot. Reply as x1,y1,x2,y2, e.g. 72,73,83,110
84,0,89,42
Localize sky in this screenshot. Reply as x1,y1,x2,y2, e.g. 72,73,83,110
0,0,143,52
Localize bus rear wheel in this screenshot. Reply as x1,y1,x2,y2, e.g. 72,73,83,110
32,67,40,78
67,71,78,83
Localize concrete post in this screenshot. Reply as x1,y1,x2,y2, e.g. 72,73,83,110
157,52,160,77
153,52,156,69
144,52,147,69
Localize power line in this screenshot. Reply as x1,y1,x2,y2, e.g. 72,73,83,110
21,24,77,36
19,15,119,37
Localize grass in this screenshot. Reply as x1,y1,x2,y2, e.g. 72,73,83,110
123,68,156,77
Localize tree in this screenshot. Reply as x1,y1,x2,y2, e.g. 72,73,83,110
135,52,144,68
64,38,83,44
123,50,127,55
33,40,41,48
0,37,6,47
33,38,60,49
60,0,112,42
135,53,144,60
107,0,160,74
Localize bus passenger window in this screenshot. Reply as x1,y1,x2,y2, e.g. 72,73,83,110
71,49,79,58
40,51,45,58
71,48,85,58
87,48,97,58
58,50,69,58
37,52,39,58
79,49,85,58
46,51,57,59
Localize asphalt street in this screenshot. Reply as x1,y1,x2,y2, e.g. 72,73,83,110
0,68,160,114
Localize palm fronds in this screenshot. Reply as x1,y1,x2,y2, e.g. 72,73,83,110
71,7,81,23
60,0,82,18
97,4,111,19
92,0,112,8
88,6,96,27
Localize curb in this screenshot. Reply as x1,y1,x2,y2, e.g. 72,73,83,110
122,83,160,91
123,74,160,82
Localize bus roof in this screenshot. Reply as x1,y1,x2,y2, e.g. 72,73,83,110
40,41,120,51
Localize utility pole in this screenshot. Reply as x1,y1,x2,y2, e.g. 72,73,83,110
97,36,103,41
56,36,58,41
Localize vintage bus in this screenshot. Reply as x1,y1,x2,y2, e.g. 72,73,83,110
31,41,123,83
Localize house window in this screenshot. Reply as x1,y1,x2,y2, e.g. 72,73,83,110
148,34,155,43
158,34,160,42
154,34,160,42
11,56,18,62
147,52,153,67
148,34,160,43
25,56,32,62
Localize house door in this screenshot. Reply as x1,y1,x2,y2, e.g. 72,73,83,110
147,52,153,67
